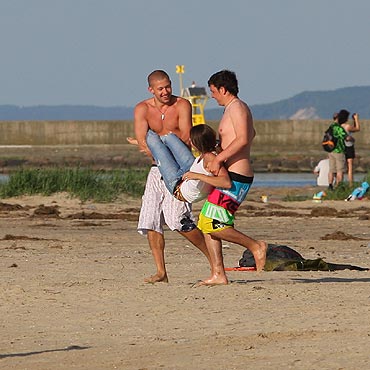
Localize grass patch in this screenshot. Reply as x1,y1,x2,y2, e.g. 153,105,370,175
0,167,149,202
325,172,370,200
282,194,311,201
324,182,352,200
282,171,370,201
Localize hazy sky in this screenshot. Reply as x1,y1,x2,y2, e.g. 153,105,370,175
1,0,370,109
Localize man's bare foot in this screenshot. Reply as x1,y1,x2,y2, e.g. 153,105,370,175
194,275,228,287
254,241,267,272
144,273,168,283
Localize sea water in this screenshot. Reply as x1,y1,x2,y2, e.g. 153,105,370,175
254,173,316,188
0,174,8,184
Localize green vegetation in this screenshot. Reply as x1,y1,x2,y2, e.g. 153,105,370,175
0,167,149,202
282,171,370,201
282,194,311,202
324,182,352,200
325,172,370,201
1,168,368,203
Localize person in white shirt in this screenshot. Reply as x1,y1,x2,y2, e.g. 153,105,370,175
313,158,330,187
145,123,231,203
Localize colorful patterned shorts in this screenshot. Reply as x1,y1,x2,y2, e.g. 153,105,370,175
197,173,253,234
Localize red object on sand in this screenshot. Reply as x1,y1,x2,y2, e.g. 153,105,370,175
224,266,256,271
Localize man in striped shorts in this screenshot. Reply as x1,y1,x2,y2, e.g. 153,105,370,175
197,70,267,285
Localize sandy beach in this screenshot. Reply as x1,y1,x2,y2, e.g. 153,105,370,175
1,187,370,369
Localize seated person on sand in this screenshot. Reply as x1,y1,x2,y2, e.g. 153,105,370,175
128,124,231,203
313,157,330,187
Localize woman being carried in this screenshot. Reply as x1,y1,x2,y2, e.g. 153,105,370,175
140,124,231,203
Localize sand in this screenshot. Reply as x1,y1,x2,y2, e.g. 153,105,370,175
1,188,370,370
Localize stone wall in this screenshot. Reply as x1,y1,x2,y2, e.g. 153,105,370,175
0,120,368,149
0,121,133,146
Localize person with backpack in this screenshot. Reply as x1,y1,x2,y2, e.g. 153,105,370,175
327,109,348,190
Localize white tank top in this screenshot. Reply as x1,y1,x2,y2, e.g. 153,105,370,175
342,125,355,147
344,131,355,147
180,156,214,203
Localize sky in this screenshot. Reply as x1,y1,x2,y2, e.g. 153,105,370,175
1,0,370,110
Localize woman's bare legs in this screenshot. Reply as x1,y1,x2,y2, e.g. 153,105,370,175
214,228,267,272
198,233,228,286
347,158,354,186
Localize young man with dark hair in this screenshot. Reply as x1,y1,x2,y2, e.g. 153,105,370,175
197,70,267,285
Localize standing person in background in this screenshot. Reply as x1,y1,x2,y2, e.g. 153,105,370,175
132,69,211,283
196,70,267,285
328,110,348,190
341,112,361,186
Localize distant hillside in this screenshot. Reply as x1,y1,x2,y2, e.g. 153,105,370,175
205,86,370,120
0,105,134,121
1,86,369,120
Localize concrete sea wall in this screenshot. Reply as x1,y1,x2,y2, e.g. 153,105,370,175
0,120,368,150
0,120,369,173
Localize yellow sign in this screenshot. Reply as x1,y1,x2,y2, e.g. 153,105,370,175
192,114,205,125
176,65,185,74
176,64,208,125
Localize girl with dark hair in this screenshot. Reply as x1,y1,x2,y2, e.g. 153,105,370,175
145,124,231,203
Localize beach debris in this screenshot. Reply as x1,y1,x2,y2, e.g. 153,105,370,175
312,191,326,203
345,181,369,201
0,202,26,211
311,207,337,217
260,195,269,203
33,204,60,218
320,230,366,241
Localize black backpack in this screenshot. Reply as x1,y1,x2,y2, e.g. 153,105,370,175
322,125,337,152
239,243,369,271
239,244,304,268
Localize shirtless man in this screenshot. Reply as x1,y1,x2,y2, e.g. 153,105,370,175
133,69,211,283
197,70,267,285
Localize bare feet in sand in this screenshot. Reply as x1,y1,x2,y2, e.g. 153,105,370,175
254,241,267,272
144,273,168,283
194,275,229,287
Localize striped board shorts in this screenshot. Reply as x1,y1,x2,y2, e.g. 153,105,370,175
198,173,253,234
137,166,196,235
